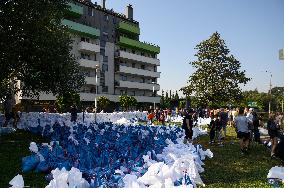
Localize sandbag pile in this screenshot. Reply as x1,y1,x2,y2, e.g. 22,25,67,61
16,111,147,129
21,120,211,187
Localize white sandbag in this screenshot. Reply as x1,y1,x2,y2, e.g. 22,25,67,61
9,174,24,188
267,166,284,182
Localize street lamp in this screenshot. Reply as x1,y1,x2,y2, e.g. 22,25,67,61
95,65,99,123
152,82,155,110
266,71,272,114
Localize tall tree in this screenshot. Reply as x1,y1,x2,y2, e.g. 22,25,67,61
0,0,85,104
182,32,250,107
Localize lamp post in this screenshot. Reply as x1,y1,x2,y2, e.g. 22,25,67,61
152,82,155,110
95,65,99,123
266,71,272,114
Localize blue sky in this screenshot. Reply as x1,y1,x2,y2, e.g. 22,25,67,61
96,0,284,95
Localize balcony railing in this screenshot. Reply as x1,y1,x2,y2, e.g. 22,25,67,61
118,65,160,78
117,50,160,66
62,19,100,38
79,59,99,69
118,80,160,91
65,3,83,18
117,21,140,36
118,36,160,54
78,41,100,53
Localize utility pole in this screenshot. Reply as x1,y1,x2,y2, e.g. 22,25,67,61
267,71,272,115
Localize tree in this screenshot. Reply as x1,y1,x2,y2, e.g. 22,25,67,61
182,32,250,107
119,95,137,111
98,96,110,111
0,0,85,106
55,92,80,112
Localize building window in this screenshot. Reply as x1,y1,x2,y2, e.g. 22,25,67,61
103,56,108,62
132,63,135,68
88,7,92,16
105,14,109,21
152,78,156,83
141,52,144,56
81,37,90,43
81,53,91,60
132,49,136,54
102,86,108,93
141,65,145,70
102,64,108,72
120,75,127,81
154,66,157,72
141,78,145,83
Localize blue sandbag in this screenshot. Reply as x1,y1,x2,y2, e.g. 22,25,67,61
36,161,50,172
22,155,40,172
0,127,16,135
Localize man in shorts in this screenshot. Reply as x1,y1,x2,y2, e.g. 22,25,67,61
234,107,250,154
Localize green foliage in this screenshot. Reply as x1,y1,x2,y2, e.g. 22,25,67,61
55,92,80,112
119,95,137,111
239,88,282,112
0,0,85,101
182,32,250,107
98,96,110,111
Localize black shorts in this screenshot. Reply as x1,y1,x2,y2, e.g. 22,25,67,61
237,132,250,140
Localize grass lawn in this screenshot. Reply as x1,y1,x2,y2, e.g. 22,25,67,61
196,126,284,188
0,127,283,188
0,130,48,188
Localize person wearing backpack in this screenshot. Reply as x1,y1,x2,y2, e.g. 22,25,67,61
267,113,280,158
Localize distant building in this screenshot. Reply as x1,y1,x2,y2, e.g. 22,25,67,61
17,0,161,109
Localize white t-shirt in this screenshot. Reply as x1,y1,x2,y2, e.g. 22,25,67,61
235,115,249,133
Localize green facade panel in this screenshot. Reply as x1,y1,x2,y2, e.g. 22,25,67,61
65,3,83,18
118,22,140,35
62,19,100,38
119,36,160,54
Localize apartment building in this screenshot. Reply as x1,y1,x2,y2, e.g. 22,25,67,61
18,0,161,107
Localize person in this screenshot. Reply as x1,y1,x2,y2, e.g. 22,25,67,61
159,110,165,125
147,110,155,124
252,111,261,143
70,105,78,123
182,109,194,144
209,115,218,144
267,113,280,158
219,108,228,139
234,107,250,154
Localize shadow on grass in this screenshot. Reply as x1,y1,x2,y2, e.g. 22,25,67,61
0,130,48,188
196,127,283,188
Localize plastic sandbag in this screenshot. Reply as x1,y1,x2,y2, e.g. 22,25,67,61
22,155,40,172
36,161,50,173
0,127,16,135
9,174,24,188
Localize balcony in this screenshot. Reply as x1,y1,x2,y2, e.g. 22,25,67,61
118,80,160,91
85,77,99,85
78,59,99,69
65,3,83,18
118,65,160,78
78,41,100,53
117,22,140,36
118,50,160,66
118,36,160,54
62,19,100,39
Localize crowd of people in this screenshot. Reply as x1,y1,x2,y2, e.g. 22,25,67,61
147,106,284,158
